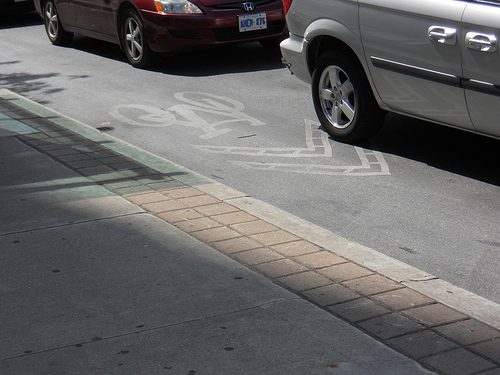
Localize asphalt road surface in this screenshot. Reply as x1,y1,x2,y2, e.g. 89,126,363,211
2,12,500,306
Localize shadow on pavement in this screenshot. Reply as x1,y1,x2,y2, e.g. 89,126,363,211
0,11,41,29
369,113,500,186
68,35,284,76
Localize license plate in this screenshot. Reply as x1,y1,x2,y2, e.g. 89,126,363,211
238,13,267,32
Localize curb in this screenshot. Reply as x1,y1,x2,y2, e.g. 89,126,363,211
1,88,499,375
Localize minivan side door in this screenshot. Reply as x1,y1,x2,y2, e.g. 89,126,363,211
358,0,474,130
461,0,500,138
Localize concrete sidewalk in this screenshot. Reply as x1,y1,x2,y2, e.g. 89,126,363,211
0,89,498,374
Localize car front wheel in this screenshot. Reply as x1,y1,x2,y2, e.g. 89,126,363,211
43,0,73,45
122,10,156,68
312,51,385,143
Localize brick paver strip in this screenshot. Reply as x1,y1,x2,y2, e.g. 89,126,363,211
435,319,500,345
316,262,373,282
57,153,93,162
343,274,404,296
104,161,139,170
250,230,300,246
142,200,188,213
387,330,458,359
470,339,500,363
45,147,81,156
358,313,425,340
156,209,204,223
276,271,333,292
147,180,184,190
178,195,220,207
194,203,239,216
230,220,279,235
102,180,144,191
174,217,223,233
327,297,392,323
371,287,435,311
112,185,156,195
402,303,468,327
97,156,127,165
87,171,134,183
301,284,361,307
37,143,68,151
77,165,116,177
293,251,347,269
67,159,105,169
123,191,170,205
254,259,306,278
211,237,264,254
191,226,242,243
211,211,258,226
421,348,496,375
231,248,285,266
475,368,500,375
270,240,322,257
163,186,204,199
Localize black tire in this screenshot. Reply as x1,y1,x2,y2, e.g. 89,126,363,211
43,0,73,45
312,51,385,143
121,10,156,68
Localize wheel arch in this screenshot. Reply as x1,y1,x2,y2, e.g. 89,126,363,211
116,2,141,51
303,20,382,107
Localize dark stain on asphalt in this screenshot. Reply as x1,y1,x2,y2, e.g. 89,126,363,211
478,240,500,248
399,246,417,254
96,126,114,132
327,362,341,369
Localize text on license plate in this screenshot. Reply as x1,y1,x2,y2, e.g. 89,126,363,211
238,13,267,32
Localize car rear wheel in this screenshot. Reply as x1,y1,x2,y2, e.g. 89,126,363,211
122,10,156,68
312,51,385,143
43,0,73,45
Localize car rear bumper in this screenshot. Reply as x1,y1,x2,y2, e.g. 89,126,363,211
141,8,287,53
279,32,311,84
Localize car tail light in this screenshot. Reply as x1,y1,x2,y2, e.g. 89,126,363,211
283,0,293,15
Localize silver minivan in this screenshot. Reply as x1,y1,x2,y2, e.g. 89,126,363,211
280,0,500,143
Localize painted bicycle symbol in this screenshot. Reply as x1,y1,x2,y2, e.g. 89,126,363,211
109,92,266,139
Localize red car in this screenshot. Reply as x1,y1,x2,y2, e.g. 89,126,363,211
33,0,287,68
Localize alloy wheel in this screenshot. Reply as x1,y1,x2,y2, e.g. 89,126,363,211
124,17,144,62
45,2,59,40
318,65,356,129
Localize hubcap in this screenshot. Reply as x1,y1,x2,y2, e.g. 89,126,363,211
319,65,355,129
124,17,143,61
45,2,58,39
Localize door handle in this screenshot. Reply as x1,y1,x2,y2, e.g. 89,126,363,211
428,26,457,45
466,32,498,52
